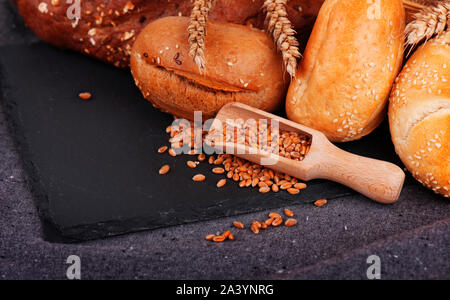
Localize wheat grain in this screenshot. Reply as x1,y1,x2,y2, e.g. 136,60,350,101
405,0,450,46
262,0,301,78
187,0,215,72
284,218,297,227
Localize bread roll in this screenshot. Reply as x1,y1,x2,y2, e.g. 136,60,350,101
286,0,405,142
389,31,449,198
14,0,323,68
130,16,288,120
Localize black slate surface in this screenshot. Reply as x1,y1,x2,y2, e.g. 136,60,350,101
0,42,389,241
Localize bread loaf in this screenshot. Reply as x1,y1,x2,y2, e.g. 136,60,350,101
285,0,405,142
130,17,288,120
14,0,324,68
389,31,449,198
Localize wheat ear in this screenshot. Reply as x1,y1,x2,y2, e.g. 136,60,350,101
188,0,215,72
405,0,450,46
263,0,301,78
403,0,427,12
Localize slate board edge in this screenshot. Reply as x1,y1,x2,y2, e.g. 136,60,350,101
0,61,55,234
58,190,354,242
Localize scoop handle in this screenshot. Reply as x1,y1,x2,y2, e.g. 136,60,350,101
316,144,405,204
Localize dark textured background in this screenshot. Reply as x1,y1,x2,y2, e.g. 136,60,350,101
0,0,448,280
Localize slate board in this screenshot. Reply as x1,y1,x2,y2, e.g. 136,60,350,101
0,43,408,242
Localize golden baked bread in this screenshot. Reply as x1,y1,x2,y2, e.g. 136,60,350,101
286,0,405,142
14,0,324,68
130,16,288,120
389,31,450,198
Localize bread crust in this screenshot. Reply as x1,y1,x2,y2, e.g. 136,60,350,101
285,0,405,142
389,31,450,198
130,17,288,120
15,0,324,68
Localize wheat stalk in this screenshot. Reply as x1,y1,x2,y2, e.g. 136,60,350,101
403,0,427,12
262,0,301,78
188,0,215,72
405,0,450,46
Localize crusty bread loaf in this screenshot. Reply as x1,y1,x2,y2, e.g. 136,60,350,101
14,0,324,68
389,31,449,198
130,16,288,120
285,0,405,142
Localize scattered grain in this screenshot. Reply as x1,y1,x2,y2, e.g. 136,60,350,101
213,235,226,242
272,217,283,227
285,218,297,227
212,167,225,174
284,208,294,217
287,188,300,195
78,92,92,100
158,146,168,154
233,221,244,229
294,183,307,190
259,186,270,193
187,161,197,168
217,179,227,188
314,199,327,207
168,148,177,157
193,174,206,182
159,165,170,175
205,234,215,241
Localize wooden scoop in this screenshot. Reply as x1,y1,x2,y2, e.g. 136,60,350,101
206,103,405,204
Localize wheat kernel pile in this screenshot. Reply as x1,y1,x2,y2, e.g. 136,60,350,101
159,121,312,195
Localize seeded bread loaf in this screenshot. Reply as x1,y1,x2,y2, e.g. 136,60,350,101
130,16,288,120
14,0,324,68
285,0,405,142
389,31,450,198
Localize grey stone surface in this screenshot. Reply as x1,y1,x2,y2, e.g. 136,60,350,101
0,0,448,280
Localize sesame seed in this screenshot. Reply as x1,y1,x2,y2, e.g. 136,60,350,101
38,2,48,13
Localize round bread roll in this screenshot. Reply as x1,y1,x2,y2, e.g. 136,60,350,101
130,16,288,120
286,0,405,142
389,31,449,198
